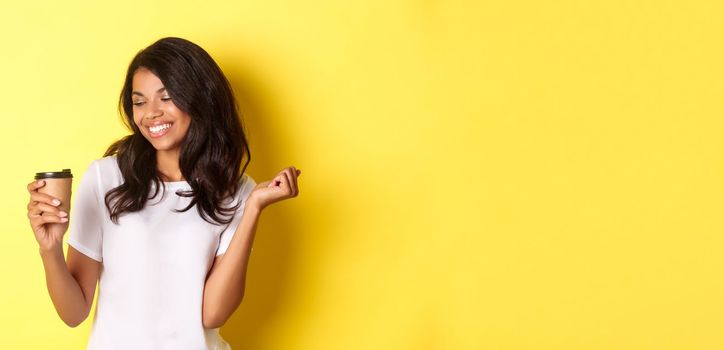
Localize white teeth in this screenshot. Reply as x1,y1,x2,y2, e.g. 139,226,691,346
149,123,171,133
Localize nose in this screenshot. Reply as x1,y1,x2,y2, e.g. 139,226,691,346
144,102,163,120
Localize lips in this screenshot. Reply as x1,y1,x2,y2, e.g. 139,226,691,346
147,123,173,138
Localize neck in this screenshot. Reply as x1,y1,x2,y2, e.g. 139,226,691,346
156,149,184,182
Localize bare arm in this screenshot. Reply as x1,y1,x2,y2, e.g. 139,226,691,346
28,180,100,327
202,205,261,328
40,246,100,327
202,166,300,328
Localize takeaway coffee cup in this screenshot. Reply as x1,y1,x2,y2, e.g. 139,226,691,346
35,169,73,234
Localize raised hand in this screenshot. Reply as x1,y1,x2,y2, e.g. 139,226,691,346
248,166,301,211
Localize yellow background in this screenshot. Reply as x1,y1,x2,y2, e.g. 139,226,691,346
2,0,723,349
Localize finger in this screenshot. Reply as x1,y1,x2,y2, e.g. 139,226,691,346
27,179,46,193
268,174,283,188
287,167,299,196
284,168,296,197
30,213,68,227
26,203,41,217
38,214,69,225
27,210,40,220
27,200,41,214
30,192,61,207
275,170,292,195
35,202,66,217
292,167,300,196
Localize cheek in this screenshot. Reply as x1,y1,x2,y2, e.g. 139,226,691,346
131,110,141,126
179,120,191,136
133,118,143,131
179,115,192,131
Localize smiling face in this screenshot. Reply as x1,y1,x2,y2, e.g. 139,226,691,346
131,67,192,154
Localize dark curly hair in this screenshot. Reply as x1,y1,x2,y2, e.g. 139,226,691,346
104,37,251,225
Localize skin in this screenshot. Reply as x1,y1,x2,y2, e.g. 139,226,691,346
131,67,191,182
27,67,301,329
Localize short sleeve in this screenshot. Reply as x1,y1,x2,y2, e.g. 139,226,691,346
65,160,104,262
216,174,257,256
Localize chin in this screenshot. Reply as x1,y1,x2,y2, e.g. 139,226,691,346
143,138,166,149
152,142,182,152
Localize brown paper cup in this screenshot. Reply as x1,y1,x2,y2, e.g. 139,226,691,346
35,169,73,235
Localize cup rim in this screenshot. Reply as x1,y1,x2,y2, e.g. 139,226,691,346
35,169,73,179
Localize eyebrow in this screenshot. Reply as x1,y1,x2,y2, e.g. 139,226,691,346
132,87,167,97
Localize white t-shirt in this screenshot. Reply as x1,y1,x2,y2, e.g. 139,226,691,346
65,156,256,350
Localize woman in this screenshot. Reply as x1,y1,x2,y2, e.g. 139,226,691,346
26,37,301,349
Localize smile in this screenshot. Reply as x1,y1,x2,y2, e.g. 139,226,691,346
148,123,172,137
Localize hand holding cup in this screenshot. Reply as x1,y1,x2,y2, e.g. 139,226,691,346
26,169,73,252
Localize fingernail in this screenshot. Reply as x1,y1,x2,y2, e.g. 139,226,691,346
60,218,68,222
59,211,68,217
53,199,61,206
38,180,45,185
